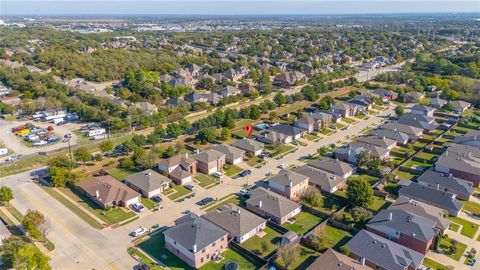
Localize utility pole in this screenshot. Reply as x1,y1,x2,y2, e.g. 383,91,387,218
67,138,73,165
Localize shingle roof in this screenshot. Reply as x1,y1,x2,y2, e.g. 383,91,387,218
346,141,389,158
307,157,354,177
306,249,374,270
191,149,225,164
453,130,480,147
158,154,196,169
369,129,409,145
164,213,228,253
451,100,471,110
269,169,309,187
124,169,171,193
232,138,263,153
212,144,244,161
398,113,435,124
389,196,450,231
246,187,301,219
396,114,437,131
417,169,474,198
269,124,307,137
411,105,435,114
379,123,423,139
367,209,437,242
357,135,397,149
295,165,345,191
436,145,480,175
345,230,424,270
203,204,266,237
398,182,463,214
78,175,140,205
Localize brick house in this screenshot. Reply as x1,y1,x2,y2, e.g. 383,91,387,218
268,169,309,201
157,154,197,185
191,149,226,174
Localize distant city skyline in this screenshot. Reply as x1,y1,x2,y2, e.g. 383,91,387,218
1,0,479,15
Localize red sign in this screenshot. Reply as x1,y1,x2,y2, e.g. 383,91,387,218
244,124,254,137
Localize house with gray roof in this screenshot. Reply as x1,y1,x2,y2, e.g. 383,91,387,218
268,124,307,140
295,165,346,193
389,196,450,233
124,169,171,198
334,141,390,164
219,86,241,97
404,91,425,103
246,187,301,224
268,169,309,200
429,97,447,108
212,144,245,165
306,249,373,270
379,123,423,140
231,138,263,156
158,154,197,185
191,149,226,174
357,135,397,150
369,129,409,145
396,114,437,131
184,91,208,103
371,88,398,101
366,209,438,254
453,130,480,149
411,105,436,117
345,230,424,270
451,100,471,113
295,112,333,133
417,169,474,200
255,129,292,145
307,157,354,178
131,102,158,115
398,181,463,216
435,145,480,187
164,213,228,268
203,204,267,243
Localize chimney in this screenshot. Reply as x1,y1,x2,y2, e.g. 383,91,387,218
445,150,448,156
388,212,393,221
289,179,293,188
449,173,452,178
258,200,263,208
96,190,99,198
360,257,366,266
185,153,188,158
237,209,241,214
437,183,440,190
193,243,197,253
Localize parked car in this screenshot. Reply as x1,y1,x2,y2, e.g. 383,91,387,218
182,210,191,215
239,170,251,177
196,197,214,206
213,172,224,178
48,137,59,143
185,184,195,191
152,195,162,203
278,163,288,169
33,140,48,146
130,227,147,237
239,189,249,196
47,126,54,131
131,203,145,212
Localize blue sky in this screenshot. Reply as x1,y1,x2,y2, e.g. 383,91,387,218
1,0,479,15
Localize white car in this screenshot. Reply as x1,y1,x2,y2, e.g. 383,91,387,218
33,140,48,146
239,189,249,195
278,163,288,169
131,203,145,212
131,227,147,237
213,172,224,178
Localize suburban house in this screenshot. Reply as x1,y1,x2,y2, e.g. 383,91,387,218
191,149,226,174
77,175,141,209
295,165,346,193
219,86,241,97
417,169,474,201
404,91,425,103
268,124,307,140
396,113,438,131
268,169,309,201
345,230,424,270
203,204,267,244
357,135,397,150
347,95,374,111
272,71,306,87
164,213,228,268
306,249,373,270
131,102,158,115
453,130,480,148
366,209,438,254
240,84,257,95
158,154,197,185
212,144,245,165
307,157,355,178
371,88,398,101
124,169,171,198
379,123,423,140
295,112,332,133
232,138,264,156
435,144,480,187
369,129,409,146
389,196,451,234
184,91,208,103
331,102,359,118
255,129,292,145
334,141,390,164
246,187,302,225
410,105,435,117
429,97,447,108
398,181,463,216
451,100,471,113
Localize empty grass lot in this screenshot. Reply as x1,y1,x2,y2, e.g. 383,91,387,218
275,244,319,270
107,168,140,181
200,249,260,270
240,226,282,257
283,212,323,235
139,232,192,270
167,185,192,200
203,195,245,211
447,216,479,238
315,225,353,251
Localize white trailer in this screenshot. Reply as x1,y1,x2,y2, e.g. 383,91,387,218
0,148,8,156
45,114,66,122
87,128,106,137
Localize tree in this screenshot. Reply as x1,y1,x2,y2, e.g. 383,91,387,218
301,85,318,101
73,147,91,166
0,187,14,206
301,188,323,208
278,244,299,269
269,111,278,121
340,246,350,256
1,238,51,270
47,155,73,168
250,106,261,120
274,93,286,106
260,241,268,255
22,210,45,240
347,179,374,208
395,106,404,116
99,140,114,153
119,157,135,169
220,128,231,141
197,128,217,143
351,207,372,223
166,123,182,139
148,126,165,147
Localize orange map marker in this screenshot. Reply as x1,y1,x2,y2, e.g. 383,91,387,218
244,124,254,137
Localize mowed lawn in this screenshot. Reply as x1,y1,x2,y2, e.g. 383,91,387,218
139,232,193,270
283,212,323,234
275,244,319,270
240,226,282,257
107,167,140,181
200,249,260,270
447,216,479,238
315,225,353,251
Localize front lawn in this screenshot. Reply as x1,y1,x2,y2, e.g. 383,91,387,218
139,232,192,270
422,258,448,270
305,133,319,141
223,164,243,177
342,118,356,124
203,195,245,211
195,174,218,188
460,200,480,216
167,185,192,200
141,197,158,210
319,128,332,135
392,156,406,165
314,225,353,251
107,167,140,181
283,212,323,235
240,226,282,257
200,249,260,270
447,216,479,238
246,156,265,167
275,244,319,270
266,144,296,158
438,236,467,261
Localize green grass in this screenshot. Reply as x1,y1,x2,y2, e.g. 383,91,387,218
422,258,449,270
392,156,406,165
460,200,480,216
0,155,47,177
223,164,243,177
450,222,460,232
342,118,356,124
194,173,218,188
447,216,479,238
305,133,319,141
275,244,319,270
282,212,323,235
246,156,264,167
302,193,347,215
200,249,260,270
319,128,332,135
266,144,296,158
415,151,439,161
107,168,140,181
421,134,437,141
127,247,164,270
138,232,193,270
438,236,467,261
334,122,345,129
39,185,104,229
240,226,282,257
59,187,136,225
404,160,433,171
141,197,158,210
368,196,391,212
354,114,368,120
347,174,379,186
395,170,418,181
334,209,372,229
203,195,245,211
315,225,353,251
167,185,192,200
